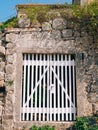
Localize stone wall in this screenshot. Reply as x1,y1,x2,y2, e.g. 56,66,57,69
0,32,6,130
0,5,98,130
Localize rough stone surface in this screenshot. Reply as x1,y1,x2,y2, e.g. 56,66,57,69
52,18,67,30
17,12,30,28
6,64,13,74
42,22,52,31
62,29,73,38
0,46,5,55
0,6,98,130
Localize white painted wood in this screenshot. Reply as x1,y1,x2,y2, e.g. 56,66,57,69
21,107,76,114
21,54,76,121
53,55,56,121
57,54,60,121
39,54,42,121
50,55,52,121
69,55,72,121
30,54,34,121
61,54,64,121
35,55,38,121
22,54,26,121
43,54,45,121
26,54,30,120
47,55,49,121
65,55,68,121
73,62,76,120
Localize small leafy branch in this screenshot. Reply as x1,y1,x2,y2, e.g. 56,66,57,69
30,125,55,130
0,17,18,30
7,80,13,86
72,116,98,130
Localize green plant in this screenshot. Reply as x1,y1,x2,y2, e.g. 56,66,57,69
7,80,14,86
30,125,38,130
72,116,98,130
0,17,18,30
30,125,55,130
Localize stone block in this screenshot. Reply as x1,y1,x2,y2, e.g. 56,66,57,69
18,18,30,28
2,115,13,120
74,31,80,37
0,62,5,72
42,22,52,31
6,64,13,74
51,30,61,40
0,72,4,81
6,55,14,64
87,93,97,103
0,46,5,55
62,29,73,38
0,80,4,87
52,18,67,30
0,40,2,46
6,33,17,42
6,43,15,49
94,53,98,65
5,74,14,82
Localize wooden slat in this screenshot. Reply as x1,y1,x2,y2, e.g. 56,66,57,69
22,54,26,121
73,64,76,120
35,54,38,121
69,55,72,120
43,54,45,121
47,55,49,121
39,54,42,121
23,60,74,66
53,55,56,121
65,55,68,121
57,54,60,121
61,54,64,121
21,108,76,114
30,54,34,121
50,55,52,121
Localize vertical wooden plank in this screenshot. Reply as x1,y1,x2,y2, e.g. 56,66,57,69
26,54,30,121
47,54,49,121
69,55,72,121
53,54,56,121
35,54,38,121
65,55,68,121
30,54,34,121
43,54,45,121
50,55,52,121
73,61,76,120
57,54,60,121
22,54,26,121
39,54,42,121
61,54,64,121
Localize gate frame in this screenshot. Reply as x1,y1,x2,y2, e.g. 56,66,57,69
14,48,78,123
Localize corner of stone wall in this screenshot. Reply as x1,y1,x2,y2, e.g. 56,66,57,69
1,32,17,130
0,32,6,130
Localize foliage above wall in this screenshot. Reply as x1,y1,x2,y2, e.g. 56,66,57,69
69,0,98,37
0,17,18,31
0,0,98,38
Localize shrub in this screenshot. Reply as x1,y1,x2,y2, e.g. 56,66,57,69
30,125,55,130
0,17,18,30
72,116,98,130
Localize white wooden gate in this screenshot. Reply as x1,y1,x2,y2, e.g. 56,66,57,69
21,54,76,121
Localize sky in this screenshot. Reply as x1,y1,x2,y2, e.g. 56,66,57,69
0,0,72,22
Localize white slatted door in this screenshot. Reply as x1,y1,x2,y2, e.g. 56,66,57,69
21,54,76,121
